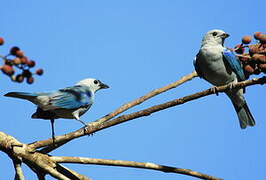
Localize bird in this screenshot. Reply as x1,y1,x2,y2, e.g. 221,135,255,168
194,29,255,129
4,78,109,142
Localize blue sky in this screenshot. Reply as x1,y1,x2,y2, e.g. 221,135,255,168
0,1,265,180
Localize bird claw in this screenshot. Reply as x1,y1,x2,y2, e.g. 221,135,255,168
83,125,94,136
52,142,58,148
211,86,219,96
83,125,89,133
88,132,95,136
228,82,236,90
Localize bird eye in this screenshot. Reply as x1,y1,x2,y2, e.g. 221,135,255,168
212,32,218,36
94,80,98,84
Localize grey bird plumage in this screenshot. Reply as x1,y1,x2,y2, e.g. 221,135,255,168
194,29,255,129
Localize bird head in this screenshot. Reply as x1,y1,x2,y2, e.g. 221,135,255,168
201,29,230,46
76,78,109,93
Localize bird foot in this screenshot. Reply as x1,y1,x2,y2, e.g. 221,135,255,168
83,125,95,136
83,125,89,133
228,82,236,90
52,142,58,148
211,86,219,96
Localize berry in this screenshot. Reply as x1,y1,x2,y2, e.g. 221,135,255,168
11,75,16,81
27,77,34,84
258,34,266,44
238,56,250,62
252,54,266,63
254,32,262,40
235,44,244,54
20,57,29,64
249,45,259,56
0,37,4,45
244,65,254,74
259,64,266,73
27,60,35,68
252,54,262,61
36,68,44,75
257,55,266,63
242,36,252,44
22,69,32,78
15,50,24,58
1,65,14,76
15,74,24,83
10,46,20,56
13,58,22,65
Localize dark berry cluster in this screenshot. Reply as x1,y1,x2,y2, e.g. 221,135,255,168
233,32,266,78
0,37,43,84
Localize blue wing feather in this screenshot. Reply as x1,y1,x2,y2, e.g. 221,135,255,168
49,86,93,109
5,86,94,110
223,49,246,81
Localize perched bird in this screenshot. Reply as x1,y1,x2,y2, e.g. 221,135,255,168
4,78,109,142
194,29,255,129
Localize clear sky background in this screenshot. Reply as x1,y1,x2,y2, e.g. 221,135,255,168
0,1,265,180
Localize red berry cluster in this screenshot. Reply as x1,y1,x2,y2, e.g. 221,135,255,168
0,37,44,84
233,32,266,78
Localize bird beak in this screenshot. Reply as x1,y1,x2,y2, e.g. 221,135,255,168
220,33,230,39
99,82,109,89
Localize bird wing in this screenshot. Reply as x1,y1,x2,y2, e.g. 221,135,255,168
193,52,204,78
42,86,93,110
222,49,246,81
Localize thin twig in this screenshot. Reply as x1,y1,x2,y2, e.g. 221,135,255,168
55,164,91,180
95,71,198,124
30,76,266,151
40,166,69,180
13,158,25,180
51,156,222,180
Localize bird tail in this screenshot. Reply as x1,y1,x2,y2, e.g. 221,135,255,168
232,102,255,129
4,92,38,102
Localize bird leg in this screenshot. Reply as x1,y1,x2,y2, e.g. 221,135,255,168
74,119,95,136
50,119,56,146
73,112,95,136
227,81,246,93
211,86,219,96
73,113,91,133
75,118,87,126
77,119,92,135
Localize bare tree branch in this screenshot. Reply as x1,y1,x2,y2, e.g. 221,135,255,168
50,156,222,180
55,164,91,180
95,71,198,124
0,132,89,180
12,158,25,180
30,76,266,152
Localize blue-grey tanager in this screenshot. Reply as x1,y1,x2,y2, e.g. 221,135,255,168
194,29,255,129
4,78,109,140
